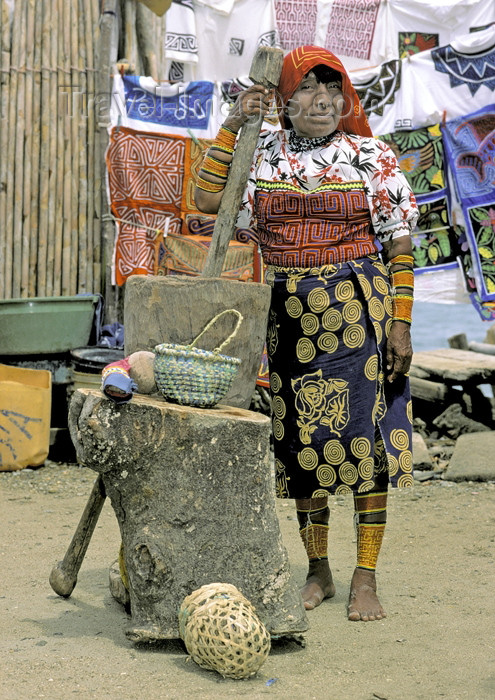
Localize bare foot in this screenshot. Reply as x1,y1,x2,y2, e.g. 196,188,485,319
347,568,386,622
301,559,336,610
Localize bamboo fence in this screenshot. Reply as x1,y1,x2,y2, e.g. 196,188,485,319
0,0,102,300
0,0,167,319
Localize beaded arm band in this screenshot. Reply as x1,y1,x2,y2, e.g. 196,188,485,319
196,125,238,193
388,254,414,324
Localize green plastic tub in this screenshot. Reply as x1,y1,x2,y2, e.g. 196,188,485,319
0,296,100,355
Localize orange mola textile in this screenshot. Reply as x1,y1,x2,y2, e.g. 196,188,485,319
106,126,186,286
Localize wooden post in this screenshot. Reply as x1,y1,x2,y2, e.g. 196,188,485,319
136,2,158,81
21,0,35,298
83,0,96,294
69,0,79,296
97,0,121,321
28,0,43,298
11,0,27,299
46,0,59,296
61,0,72,295
75,0,88,294
37,0,51,297
53,0,64,296
0,0,12,298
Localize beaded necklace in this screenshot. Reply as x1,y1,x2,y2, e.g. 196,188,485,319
287,129,339,153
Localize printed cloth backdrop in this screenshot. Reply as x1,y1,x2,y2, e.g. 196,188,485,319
442,105,495,307
107,1,495,319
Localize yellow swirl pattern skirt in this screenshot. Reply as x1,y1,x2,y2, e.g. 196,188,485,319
266,255,413,499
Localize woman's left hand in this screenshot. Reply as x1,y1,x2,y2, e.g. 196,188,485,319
386,321,413,382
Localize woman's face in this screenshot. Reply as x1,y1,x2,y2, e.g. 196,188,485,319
285,70,344,138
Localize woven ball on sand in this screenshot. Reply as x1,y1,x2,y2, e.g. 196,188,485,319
182,596,271,679
178,582,254,641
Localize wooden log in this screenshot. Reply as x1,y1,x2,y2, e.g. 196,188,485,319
68,389,308,642
0,0,11,298
410,375,449,402
28,0,43,297
468,341,495,357
37,0,52,296
21,0,35,297
412,349,495,384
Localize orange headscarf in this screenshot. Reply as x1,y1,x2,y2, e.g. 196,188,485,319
277,45,373,137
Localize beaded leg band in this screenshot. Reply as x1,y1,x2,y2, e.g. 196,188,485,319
356,524,386,571
354,491,388,572
297,506,329,561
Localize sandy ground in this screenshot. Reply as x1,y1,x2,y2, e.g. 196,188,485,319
1,460,495,700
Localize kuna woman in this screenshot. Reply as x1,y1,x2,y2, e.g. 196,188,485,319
195,45,418,621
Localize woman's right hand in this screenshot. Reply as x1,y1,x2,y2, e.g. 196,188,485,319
224,84,274,132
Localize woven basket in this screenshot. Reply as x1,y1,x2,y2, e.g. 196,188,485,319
154,309,243,408
178,582,253,640
182,596,271,679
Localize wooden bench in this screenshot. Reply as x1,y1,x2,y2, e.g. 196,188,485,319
410,348,495,407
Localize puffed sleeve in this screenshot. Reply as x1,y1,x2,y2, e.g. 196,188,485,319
359,138,419,243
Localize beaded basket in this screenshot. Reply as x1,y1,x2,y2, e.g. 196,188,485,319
182,595,271,680
154,309,242,408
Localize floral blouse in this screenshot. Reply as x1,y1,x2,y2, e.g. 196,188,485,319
236,129,419,266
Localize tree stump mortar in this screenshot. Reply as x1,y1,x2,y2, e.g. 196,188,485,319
69,389,309,642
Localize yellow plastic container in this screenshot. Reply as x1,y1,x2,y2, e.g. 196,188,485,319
0,364,52,471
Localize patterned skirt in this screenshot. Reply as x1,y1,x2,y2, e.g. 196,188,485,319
266,254,414,499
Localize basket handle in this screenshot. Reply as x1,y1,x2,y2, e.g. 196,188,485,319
190,309,244,354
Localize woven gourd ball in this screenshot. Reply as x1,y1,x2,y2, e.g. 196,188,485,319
128,351,157,394
178,582,253,640
182,596,271,679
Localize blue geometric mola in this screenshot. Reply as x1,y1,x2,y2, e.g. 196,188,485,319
432,44,495,96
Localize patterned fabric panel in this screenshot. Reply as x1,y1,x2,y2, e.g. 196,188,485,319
274,0,317,51
106,127,185,286
154,231,260,282
324,0,381,61
267,256,413,498
431,43,495,96
442,105,495,300
379,124,445,196
254,182,378,267
181,136,213,219
398,32,439,58
354,60,402,119
121,75,215,131
412,196,462,270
